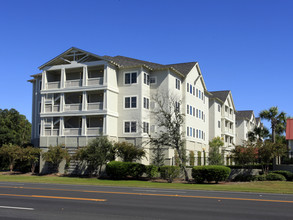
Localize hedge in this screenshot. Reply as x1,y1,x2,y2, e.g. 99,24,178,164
145,165,159,179
271,170,293,181
106,161,146,179
265,173,286,181
232,174,256,182
159,166,180,183
192,165,231,183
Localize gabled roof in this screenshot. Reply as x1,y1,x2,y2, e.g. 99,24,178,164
236,110,254,120
286,119,293,140
165,62,197,76
209,90,230,102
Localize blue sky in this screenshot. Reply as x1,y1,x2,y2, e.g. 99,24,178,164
0,0,292,129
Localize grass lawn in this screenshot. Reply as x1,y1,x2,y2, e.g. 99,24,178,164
0,174,293,194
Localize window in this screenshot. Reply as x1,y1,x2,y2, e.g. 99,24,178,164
199,129,201,139
218,121,221,128
193,107,195,117
199,110,201,119
196,129,198,138
125,96,137,108
143,97,149,109
193,86,195,96
218,104,221,112
125,72,137,84
196,88,198,97
190,106,192,115
190,84,192,94
202,111,204,120
187,83,189,92
196,109,198,118
124,121,137,133
144,73,150,85
143,122,149,133
150,76,156,84
175,101,180,111
193,128,195,137
187,105,189,114
187,126,189,136
175,79,181,90
39,80,42,91
199,90,201,99
202,131,204,139
190,127,192,137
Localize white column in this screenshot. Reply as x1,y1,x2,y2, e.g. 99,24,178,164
59,117,64,136
82,91,87,111
103,90,107,110
41,95,45,113
103,64,107,85
103,115,107,135
42,71,47,90
60,93,64,112
82,116,87,136
40,118,44,136
61,68,66,88
83,66,88,86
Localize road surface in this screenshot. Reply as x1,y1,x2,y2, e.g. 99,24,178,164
0,181,292,219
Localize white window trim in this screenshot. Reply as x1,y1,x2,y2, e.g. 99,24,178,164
123,120,138,134
150,76,157,85
143,72,150,85
143,97,150,109
123,95,138,109
124,71,138,85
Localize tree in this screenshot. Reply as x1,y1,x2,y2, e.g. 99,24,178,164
75,137,115,176
189,151,195,166
0,109,31,147
248,126,270,142
259,107,287,143
208,137,224,165
232,142,259,166
151,144,165,167
42,145,70,173
0,144,22,172
21,147,41,174
114,142,145,162
149,92,189,181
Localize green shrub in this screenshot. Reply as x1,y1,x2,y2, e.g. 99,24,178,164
271,170,293,181
233,174,256,182
255,175,266,181
266,173,286,181
160,166,180,183
106,161,129,179
127,163,146,178
192,165,231,184
145,165,159,179
106,161,146,179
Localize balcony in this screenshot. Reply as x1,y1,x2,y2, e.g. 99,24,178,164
44,129,59,136
224,112,234,120
64,103,82,111
87,102,103,110
65,79,82,88
47,81,60,89
87,127,103,136
45,105,60,113
64,128,81,136
88,77,103,86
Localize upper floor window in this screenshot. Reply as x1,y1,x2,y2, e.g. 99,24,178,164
143,122,149,134
175,78,181,90
190,84,192,94
143,97,149,109
187,104,189,114
125,72,137,84
196,88,198,97
199,90,201,99
124,121,136,133
125,96,137,109
218,104,221,112
193,86,195,96
150,76,156,84
175,101,180,112
144,73,150,85
187,83,189,92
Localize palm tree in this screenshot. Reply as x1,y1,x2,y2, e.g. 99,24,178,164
248,126,270,142
259,107,287,143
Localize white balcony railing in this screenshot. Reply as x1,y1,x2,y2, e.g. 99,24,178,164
87,127,103,135
64,103,82,111
65,79,82,88
47,81,60,89
44,129,59,136
45,105,60,113
87,102,103,110
88,77,103,86
64,128,81,136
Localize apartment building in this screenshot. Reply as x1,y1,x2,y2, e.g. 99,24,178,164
29,47,209,171
235,110,258,145
208,90,236,157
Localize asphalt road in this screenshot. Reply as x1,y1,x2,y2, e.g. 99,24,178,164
0,181,292,220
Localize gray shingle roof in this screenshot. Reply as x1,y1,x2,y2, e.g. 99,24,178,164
236,110,254,120
209,90,230,102
103,55,197,76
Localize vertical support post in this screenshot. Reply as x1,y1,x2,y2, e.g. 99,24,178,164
41,95,45,113
103,115,107,136
82,116,86,136
61,68,66,88
42,71,47,90
103,90,107,110
40,118,44,136
59,117,64,136
104,64,107,85
60,93,64,112
83,66,88,86
82,91,87,111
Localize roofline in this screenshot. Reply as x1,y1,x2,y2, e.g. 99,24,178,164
38,47,116,70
